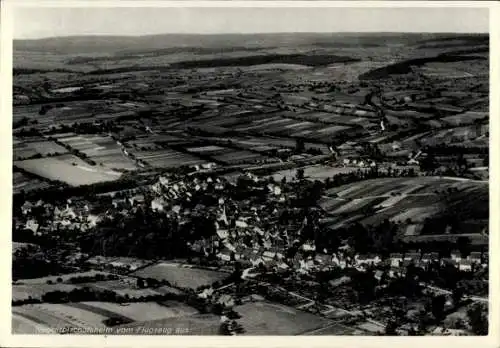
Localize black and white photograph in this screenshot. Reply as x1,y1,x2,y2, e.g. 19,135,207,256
1,1,497,344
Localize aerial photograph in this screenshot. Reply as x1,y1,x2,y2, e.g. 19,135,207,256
10,6,489,336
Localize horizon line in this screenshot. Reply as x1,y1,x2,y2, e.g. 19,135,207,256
14,31,490,41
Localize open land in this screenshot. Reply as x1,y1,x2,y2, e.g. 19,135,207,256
12,32,489,336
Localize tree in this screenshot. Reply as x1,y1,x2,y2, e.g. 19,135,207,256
385,320,399,335
452,287,464,307
467,303,488,335
457,237,471,257
420,153,437,173
295,139,305,152
431,295,446,322
219,322,232,335
296,168,305,181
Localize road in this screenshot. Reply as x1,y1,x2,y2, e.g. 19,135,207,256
421,283,488,303
437,176,488,184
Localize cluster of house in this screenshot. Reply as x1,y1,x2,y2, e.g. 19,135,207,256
389,250,486,272
214,238,486,280
20,199,102,235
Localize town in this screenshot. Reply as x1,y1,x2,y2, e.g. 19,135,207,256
12,32,489,336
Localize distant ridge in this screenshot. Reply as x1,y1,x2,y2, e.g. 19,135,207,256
14,33,488,55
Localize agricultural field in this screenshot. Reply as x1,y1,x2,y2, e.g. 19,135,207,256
132,263,228,290
69,301,196,322
13,303,110,331
83,279,184,298
55,134,137,170
14,154,122,186
13,171,52,194
271,165,363,182
12,284,82,302
112,313,221,335
12,300,200,334
321,177,488,233
213,150,269,165
11,31,490,336
85,256,153,271
14,140,68,159
12,313,54,334
234,301,332,335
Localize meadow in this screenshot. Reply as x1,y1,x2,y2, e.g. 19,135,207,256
235,301,332,335
14,154,122,186
112,313,221,335
271,165,363,182
132,263,228,290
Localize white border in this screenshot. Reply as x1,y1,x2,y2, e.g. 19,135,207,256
1,2,498,348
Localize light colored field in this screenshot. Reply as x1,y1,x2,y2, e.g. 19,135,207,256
14,155,122,186
77,301,194,322
12,313,53,334
442,111,488,126
33,303,108,328
12,304,93,330
51,86,82,93
235,301,332,335
12,284,81,302
113,313,221,335
132,263,228,290
134,150,206,168
316,125,351,134
187,145,227,153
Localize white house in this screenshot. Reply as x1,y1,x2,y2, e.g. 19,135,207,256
356,254,382,266
451,250,462,263
458,260,472,272
217,251,231,262
390,253,404,267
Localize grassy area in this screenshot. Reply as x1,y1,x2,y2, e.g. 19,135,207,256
235,301,332,335
132,263,228,290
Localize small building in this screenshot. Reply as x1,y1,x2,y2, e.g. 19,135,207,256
356,254,382,266
262,251,276,261
422,252,440,263
441,258,456,267
216,249,232,262
458,260,473,272
374,270,384,282
450,250,462,263
404,252,421,262
468,252,482,264
390,253,403,267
